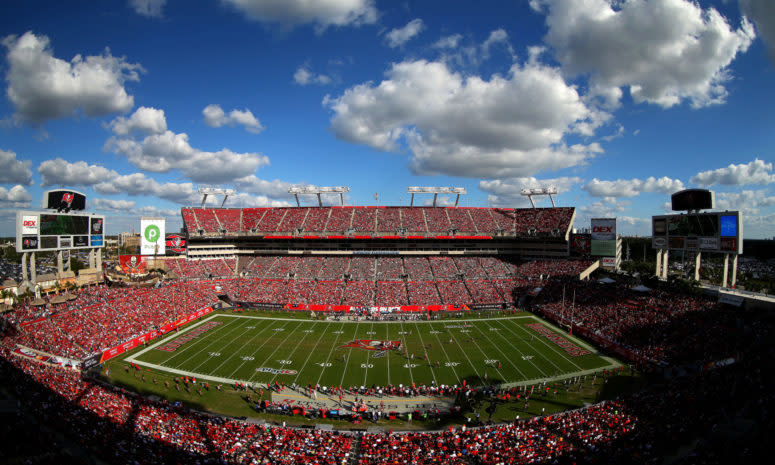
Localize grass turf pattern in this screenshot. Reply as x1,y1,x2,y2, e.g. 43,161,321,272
128,313,617,389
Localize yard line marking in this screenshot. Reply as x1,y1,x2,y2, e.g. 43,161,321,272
428,323,460,382
158,316,245,366
411,321,436,385
314,322,346,387
339,319,361,388
489,319,555,377
398,320,414,386
223,320,291,380
471,320,526,381
126,314,223,363
454,322,507,382
385,322,391,386
179,317,267,372
446,323,483,382
293,320,332,385
246,321,305,383
211,320,287,378
503,317,583,372
268,321,320,384
362,321,375,386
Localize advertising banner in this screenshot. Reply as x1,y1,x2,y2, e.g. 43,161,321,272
22,215,38,235
140,218,165,256
91,235,104,246
700,237,718,250
591,218,616,241
119,255,148,274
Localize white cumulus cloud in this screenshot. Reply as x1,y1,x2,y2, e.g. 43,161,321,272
202,104,264,133
534,0,755,108
325,59,605,178
582,176,684,197
433,34,462,49
0,149,33,185
220,0,377,32
2,31,143,124
0,185,32,208
130,0,166,17
105,130,270,183
38,158,118,187
107,106,167,136
715,189,775,214
293,66,332,85
691,159,775,186
385,19,425,48
479,176,582,207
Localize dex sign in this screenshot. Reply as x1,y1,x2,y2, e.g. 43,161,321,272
140,218,165,256
591,218,616,241
22,215,38,234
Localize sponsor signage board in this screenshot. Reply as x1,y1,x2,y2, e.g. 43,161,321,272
21,236,38,250
91,235,104,246
22,216,38,234
700,237,718,250
120,255,147,274
59,237,72,248
590,218,616,241
652,236,667,248
74,235,89,247
140,218,165,256
601,257,616,267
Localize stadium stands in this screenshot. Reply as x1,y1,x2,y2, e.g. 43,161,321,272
179,206,575,238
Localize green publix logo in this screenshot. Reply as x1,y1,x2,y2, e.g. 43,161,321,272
144,224,161,243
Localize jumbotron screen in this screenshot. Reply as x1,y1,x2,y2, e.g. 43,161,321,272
16,211,105,252
651,211,741,254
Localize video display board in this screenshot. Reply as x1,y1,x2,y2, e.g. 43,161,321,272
652,211,741,254
16,211,105,253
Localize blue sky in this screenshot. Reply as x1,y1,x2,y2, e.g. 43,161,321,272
1,0,774,238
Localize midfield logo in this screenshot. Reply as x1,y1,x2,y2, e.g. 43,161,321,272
340,339,402,351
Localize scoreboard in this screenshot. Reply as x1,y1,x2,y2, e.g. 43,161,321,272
651,211,742,254
16,211,105,253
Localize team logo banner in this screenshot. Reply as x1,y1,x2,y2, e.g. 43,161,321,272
120,254,147,274
340,339,402,351
166,234,187,253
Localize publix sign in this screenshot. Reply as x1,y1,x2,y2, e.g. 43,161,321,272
140,218,166,256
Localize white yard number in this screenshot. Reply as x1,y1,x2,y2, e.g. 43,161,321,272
240,356,255,361
489,327,500,331
303,329,314,333
366,331,376,335
485,359,498,364
273,328,284,332
429,330,441,334
398,331,409,335
521,355,534,361
317,362,332,367
360,363,373,368
245,326,256,329
445,362,459,367
403,363,417,368
277,360,292,365
460,330,470,333
209,352,221,357
333,331,344,334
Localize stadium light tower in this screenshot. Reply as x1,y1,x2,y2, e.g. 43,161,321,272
288,185,350,207
406,187,467,207
198,186,236,208
520,186,558,208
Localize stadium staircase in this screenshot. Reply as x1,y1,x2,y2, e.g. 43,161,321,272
347,435,362,465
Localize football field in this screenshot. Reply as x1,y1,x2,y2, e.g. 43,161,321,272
127,313,618,388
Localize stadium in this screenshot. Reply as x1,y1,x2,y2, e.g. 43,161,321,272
2,1,774,464
1,188,771,465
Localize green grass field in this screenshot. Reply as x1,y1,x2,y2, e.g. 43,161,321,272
126,311,618,389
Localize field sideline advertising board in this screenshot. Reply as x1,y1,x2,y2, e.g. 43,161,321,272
140,217,165,256
16,211,105,253
651,211,742,254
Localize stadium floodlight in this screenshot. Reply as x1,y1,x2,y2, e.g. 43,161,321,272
198,186,236,208
288,185,350,207
520,186,558,208
406,186,467,207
